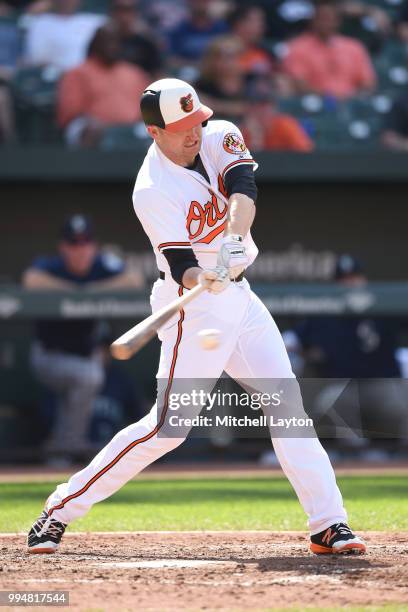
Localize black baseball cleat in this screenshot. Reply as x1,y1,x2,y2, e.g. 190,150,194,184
310,522,366,555
27,510,67,554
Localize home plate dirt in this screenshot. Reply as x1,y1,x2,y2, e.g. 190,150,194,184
1,532,408,611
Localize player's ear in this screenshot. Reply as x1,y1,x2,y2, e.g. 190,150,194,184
146,125,159,139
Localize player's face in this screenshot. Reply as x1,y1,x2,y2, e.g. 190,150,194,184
59,240,97,276
55,0,81,14
148,123,203,167
312,5,340,38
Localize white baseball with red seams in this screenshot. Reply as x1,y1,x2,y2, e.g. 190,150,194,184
44,119,348,536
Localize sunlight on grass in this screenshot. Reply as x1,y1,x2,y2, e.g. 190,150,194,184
1,475,407,533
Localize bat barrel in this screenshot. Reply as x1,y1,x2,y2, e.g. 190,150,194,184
110,342,134,360
110,283,207,360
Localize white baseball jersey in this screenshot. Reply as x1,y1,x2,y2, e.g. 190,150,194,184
132,120,259,277
44,119,348,538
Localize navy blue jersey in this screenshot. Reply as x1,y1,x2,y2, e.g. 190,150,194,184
295,317,401,378
32,253,125,356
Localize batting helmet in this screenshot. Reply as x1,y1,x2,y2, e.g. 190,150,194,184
140,78,213,133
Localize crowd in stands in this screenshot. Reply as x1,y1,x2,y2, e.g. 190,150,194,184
1,0,408,149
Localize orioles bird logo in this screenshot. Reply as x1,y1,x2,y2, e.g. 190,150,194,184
223,132,247,154
180,93,194,113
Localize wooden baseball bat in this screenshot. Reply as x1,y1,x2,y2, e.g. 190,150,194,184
110,283,206,360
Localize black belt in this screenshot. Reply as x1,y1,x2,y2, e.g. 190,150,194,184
159,271,245,282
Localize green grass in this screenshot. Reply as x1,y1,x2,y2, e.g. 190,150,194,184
0,475,407,533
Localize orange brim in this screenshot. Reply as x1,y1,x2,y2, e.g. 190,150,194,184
165,105,213,133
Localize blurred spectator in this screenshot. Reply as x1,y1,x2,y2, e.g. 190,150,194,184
57,25,149,147
110,0,163,77
88,331,145,447
396,0,408,43
283,254,405,457
140,0,187,34
168,0,229,71
0,6,18,142
282,0,377,98
253,0,390,48
41,329,146,451
250,0,314,41
196,35,248,123
0,85,14,142
22,214,143,465
24,0,106,72
0,1,51,11
0,13,20,78
240,82,314,152
285,255,401,378
339,0,391,46
23,1,52,14
381,94,408,152
228,5,274,79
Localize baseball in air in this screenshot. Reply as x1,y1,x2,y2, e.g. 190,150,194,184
197,328,221,350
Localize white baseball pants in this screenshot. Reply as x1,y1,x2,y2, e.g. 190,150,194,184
46,279,347,534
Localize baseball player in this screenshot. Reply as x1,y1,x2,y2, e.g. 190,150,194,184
27,79,366,556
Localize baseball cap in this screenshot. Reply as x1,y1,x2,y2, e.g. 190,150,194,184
140,78,213,133
61,214,95,244
334,254,363,280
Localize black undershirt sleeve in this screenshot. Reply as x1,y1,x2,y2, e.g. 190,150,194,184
224,164,257,202
162,248,199,286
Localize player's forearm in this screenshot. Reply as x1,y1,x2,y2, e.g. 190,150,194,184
85,270,144,292
224,193,255,238
22,268,75,290
181,267,203,290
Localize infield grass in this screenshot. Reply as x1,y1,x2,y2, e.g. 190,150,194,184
0,475,407,533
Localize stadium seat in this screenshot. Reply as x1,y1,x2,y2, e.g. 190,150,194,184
373,40,408,91
308,114,382,150
377,64,408,90
358,0,404,17
343,94,394,121
11,66,62,143
341,16,386,55
343,116,383,149
305,115,346,150
278,95,343,144
278,94,340,118
79,0,110,14
100,123,151,151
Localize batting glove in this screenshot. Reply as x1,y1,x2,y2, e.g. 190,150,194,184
217,234,248,278
199,266,230,294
